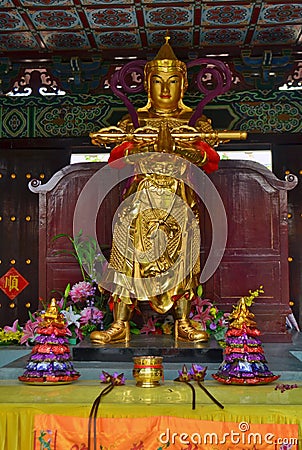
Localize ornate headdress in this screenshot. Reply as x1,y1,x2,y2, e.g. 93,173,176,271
142,36,189,112
144,36,187,77
106,35,232,127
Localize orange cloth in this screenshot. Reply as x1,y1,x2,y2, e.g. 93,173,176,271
34,414,298,450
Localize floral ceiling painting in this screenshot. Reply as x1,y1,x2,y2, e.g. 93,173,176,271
0,1,301,61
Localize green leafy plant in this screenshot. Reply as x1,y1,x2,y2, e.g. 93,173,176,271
52,230,107,283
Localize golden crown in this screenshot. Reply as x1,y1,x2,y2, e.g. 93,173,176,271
144,36,187,75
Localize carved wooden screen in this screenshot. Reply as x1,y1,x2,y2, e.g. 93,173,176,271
30,160,297,342
205,160,297,342
30,162,122,301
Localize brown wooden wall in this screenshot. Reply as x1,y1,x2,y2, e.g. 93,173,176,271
206,161,296,341
30,158,296,342
0,140,71,326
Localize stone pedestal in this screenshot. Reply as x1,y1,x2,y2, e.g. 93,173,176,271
72,334,223,364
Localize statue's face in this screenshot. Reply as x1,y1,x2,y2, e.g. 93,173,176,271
149,69,182,112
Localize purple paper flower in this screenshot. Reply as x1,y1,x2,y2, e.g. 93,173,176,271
111,372,126,386
275,383,298,393
100,370,125,385
189,364,207,381
177,364,192,382
100,371,112,383
279,444,294,450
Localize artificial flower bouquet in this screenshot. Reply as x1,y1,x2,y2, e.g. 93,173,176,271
0,280,108,346
26,281,107,346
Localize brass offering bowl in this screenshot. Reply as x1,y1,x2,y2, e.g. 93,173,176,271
133,356,163,387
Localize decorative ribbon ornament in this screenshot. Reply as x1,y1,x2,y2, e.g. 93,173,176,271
174,364,224,410
190,364,224,409
174,364,196,410
88,371,125,450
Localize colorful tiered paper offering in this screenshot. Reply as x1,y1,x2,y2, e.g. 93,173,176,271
213,287,280,385
19,298,80,384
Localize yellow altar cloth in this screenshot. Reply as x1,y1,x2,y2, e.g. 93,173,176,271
0,379,300,450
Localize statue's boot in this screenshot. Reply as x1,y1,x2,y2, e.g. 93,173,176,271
90,301,132,344
174,296,209,342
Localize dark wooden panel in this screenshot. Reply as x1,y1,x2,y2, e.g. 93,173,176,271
215,172,280,253
30,162,123,300
211,261,281,303
206,161,295,340
47,262,83,299
0,147,70,327
32,159,296,341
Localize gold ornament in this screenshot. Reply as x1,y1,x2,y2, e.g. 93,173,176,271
133,356,163,387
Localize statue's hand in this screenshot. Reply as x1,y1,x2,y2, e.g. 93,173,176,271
108,140,152,168
173,139,220,174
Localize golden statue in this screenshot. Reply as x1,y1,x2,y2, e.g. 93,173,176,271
228,297,257,329
89,37,246,344
228,287,264,329
40,298,65,327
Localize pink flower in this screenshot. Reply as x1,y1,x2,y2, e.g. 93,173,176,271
3,319,19,332
69,281,95,303
20,319,40,346
56,298,64,309
75,327,83,340
141,317,157,335
191,297,212,329
80,307,103,325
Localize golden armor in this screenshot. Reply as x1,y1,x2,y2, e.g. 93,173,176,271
90,37,246,345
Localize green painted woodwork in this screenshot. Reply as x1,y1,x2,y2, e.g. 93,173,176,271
0,90,301,139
